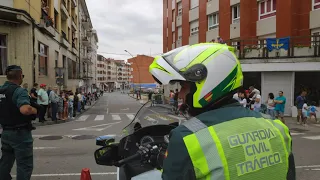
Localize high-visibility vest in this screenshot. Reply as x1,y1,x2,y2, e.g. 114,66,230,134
182,117,291,180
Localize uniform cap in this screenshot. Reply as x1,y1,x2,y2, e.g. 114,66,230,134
5,65,22,75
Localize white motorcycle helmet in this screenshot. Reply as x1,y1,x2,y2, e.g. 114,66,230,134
149,43,243,113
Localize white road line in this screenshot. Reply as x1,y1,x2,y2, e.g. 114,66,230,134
32,135,50,138
127,114,135,120
12,172,117,177
33,147,57,150
73,121,121,131
94,115,105,121
296,165,320,168
290,133,305,136
76,115,90,121
167,114,186,120
112,115,121,121
302,135,320,140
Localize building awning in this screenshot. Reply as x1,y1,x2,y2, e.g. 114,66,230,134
0,6,32,25
131,84,157,88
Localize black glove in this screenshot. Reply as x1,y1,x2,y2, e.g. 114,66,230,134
29,100,43,121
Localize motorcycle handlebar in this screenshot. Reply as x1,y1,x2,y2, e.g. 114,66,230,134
116,152,141,166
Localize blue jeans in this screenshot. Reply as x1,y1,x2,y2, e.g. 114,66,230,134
267,109,276,119
68,107,73,118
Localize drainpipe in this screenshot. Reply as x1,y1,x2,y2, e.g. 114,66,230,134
32,22,36,85
78,2,81,92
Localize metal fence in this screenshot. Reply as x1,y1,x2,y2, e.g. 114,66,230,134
225,35,320,59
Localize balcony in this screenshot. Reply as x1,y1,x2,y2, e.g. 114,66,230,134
226,35,320,60
39,10,55,37
71,0,77,8
60,0,68,20
60,31,70,48
82,54,92,64
72,16,77,29
87,30,93,37
82,18,91,29
72,43,78,54
82,36,90,46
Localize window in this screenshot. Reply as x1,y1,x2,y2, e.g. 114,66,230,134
54,10,58,29
232,4,240,24
55,51,58,68
312,32,320,46
178,2,182,16
190,0,199,9
190,21,199,36
0,34,8,75
259,0,276,20
172,0,175,9
313,0,320,10
38,42,48,76
208,13,219,30
178,26,182,40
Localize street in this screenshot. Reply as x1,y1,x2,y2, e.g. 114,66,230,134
0,92,319,180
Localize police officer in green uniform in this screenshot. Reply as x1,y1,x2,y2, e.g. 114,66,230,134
0,65,38,180
149,43,296,180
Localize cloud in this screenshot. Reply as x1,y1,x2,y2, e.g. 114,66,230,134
86,0,163,60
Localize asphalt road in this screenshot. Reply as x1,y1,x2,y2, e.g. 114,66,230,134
1,92,320,180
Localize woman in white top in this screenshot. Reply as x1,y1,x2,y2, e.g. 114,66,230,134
266,93,275,119
238,90,247,107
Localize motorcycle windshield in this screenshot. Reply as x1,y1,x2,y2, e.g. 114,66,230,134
122,101,187,135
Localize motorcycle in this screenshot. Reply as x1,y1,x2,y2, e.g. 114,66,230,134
94,101,187,180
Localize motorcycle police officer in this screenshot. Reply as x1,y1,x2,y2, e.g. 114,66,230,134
149,43,296,180
0,65,38,180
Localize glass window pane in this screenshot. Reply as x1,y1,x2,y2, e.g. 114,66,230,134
261,2,265,14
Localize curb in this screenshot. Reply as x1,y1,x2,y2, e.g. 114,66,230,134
32,98,100,127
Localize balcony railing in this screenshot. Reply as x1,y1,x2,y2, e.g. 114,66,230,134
226,35,320,59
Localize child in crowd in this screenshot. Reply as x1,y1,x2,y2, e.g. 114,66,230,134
302,102,309,126
309,101,318,123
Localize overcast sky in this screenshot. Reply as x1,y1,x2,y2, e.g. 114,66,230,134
86,0,163,61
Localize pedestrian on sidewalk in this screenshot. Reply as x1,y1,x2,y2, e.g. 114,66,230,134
302,102,309,126
266,92,276,119
46,86,52,119
309,101,318,123
296,90,307,125
37,84,49,122
68,92,74,119
49,86,59,121
0,65,38,180
63,93,69,120
57,92,64,120
274,91,287,124
73,91,79,118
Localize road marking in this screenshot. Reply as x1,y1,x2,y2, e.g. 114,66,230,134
290,133,305,136
121,108,129,110
32,135,50,138
76,115,90,121
296,165,320,168
94,115,104,121
167,114,186,120
112,115,121,120
302,135,320,140
127,114,135,120
12,172,117,177
73,121,121,131
110,113,136,114
33,147,57,150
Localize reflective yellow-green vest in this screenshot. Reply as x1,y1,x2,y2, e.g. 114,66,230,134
182,116,291,180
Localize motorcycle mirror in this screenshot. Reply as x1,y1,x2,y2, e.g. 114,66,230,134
96,135,116,146
164,135,170,144
94,144,120,166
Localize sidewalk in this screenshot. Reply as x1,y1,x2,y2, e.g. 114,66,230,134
31,99,99,127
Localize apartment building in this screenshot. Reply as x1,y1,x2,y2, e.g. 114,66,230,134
78,0,98,93
127,55,159,90
96,56,132,91
0,0,97,93
163,0,320,115
96,54,107,90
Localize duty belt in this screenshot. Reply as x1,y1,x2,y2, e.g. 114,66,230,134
2,123,34,131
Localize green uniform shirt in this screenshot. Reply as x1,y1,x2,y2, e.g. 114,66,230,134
162,102,295,180
0,81,30,108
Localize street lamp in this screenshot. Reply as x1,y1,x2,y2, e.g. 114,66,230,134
124,50,141,91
